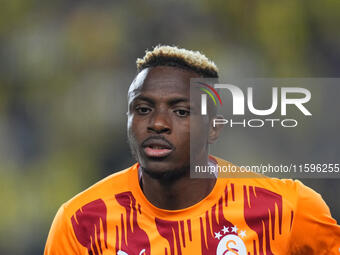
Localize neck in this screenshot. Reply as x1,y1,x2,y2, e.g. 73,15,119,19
140,168,216,210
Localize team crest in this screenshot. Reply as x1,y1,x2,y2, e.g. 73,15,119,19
215,225,247,255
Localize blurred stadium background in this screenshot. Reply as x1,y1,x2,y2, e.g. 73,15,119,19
0,1,339,254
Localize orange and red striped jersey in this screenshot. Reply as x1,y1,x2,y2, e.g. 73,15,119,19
44,157,340,255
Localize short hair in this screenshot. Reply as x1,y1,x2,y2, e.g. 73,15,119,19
136,45,219,78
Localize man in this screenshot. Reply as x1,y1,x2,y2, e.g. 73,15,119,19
45,45,340,255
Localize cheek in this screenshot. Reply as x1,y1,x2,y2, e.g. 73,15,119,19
127,117,134,137
127,116,140,142
189,117,210,151
190,116,209,136
173,119,190,136
173,122,191,154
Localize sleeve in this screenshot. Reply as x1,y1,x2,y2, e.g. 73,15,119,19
44,204,80,255
288,180,340,254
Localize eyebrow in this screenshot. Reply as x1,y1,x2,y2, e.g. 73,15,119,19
168,98,190,106
132,95,155,105
132,96,190,106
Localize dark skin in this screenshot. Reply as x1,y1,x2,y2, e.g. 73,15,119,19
127,66,223,210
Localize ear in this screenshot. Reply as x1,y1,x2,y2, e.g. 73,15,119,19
208,115,224,144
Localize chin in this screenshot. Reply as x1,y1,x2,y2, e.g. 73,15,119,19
141,160,190,181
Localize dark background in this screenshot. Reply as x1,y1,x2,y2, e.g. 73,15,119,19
0,1,339,254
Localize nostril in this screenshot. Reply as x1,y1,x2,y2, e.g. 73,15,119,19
148,114,171,134
147,126,171,134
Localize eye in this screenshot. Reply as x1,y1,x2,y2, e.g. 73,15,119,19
174,109,190,117
136,106,151,115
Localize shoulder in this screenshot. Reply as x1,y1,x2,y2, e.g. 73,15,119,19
250,178,329,212
214,156,324,206
61,164,137,217
214,156,299,195
292,179,333,217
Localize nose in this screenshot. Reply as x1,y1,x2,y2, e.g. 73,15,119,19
147,110,171,134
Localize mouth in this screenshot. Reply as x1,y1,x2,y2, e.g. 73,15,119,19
142,138,174,158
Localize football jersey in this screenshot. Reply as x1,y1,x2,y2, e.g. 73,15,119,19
44,157,340,255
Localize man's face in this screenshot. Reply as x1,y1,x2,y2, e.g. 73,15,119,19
127,66,210,178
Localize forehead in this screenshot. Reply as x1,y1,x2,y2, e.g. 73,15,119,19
128,66,201,100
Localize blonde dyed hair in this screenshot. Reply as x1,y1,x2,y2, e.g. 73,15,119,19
136,45,219,78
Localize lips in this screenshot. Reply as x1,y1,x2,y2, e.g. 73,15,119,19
142,137,174,158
